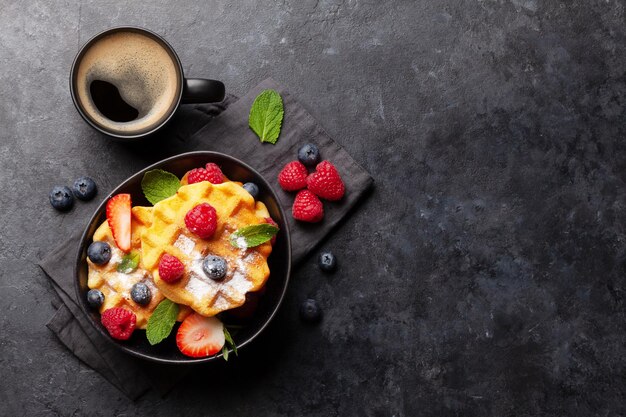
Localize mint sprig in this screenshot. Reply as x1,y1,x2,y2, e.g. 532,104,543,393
146,299,179,345
248,89,284,144
141,169,180,205
116,251,140,273
222,327,238,361
229,224,279,249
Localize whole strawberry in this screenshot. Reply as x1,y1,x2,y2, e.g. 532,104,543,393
101,307,136,340
278,161,308,192
292,190,324,222
307,161,345,201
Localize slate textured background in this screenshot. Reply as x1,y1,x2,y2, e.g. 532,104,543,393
1,0,625,416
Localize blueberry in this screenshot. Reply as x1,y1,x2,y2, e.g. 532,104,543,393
297,143,320,167
86,289,105,309
49,186,74,212
72,176,97,201
318,251,337,273
243,182,259,198
130,282,152,306
300,299,322,323
202,255,227,281
87,241,112,265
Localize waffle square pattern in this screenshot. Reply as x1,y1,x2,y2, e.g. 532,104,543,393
140,181,272,317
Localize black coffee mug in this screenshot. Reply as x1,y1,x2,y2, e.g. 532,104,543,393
70,26,225,141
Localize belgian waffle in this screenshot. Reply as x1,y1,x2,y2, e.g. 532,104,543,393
140,181,272,317
87,206,191,328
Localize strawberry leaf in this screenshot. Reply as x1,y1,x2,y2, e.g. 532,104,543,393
222,327,238,361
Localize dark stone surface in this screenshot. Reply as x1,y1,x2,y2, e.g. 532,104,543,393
1,0,625,415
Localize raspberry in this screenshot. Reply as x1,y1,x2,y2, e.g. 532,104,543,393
101,307,136,340
187,168,211,185
185,203,217,238
265,217,278,245
187,164,224,185
158,253,185,283
204,163,224,184
278,161,308,192
306,161,345,201
292,190,324,223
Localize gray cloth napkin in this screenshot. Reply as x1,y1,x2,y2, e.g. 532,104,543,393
39,78,373,400
186,78,373,261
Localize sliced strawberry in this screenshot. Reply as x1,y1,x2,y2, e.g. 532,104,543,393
106,194,131,252
176,313,225,358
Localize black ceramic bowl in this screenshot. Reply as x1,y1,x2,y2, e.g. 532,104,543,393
75,151,291,364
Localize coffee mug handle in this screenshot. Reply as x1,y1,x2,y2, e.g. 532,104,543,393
182,79,225,104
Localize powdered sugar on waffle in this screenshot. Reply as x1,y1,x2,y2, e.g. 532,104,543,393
108,270,150,294
101,247,152,296
173,234,195,255
234,237,248,250
108,248,123,266
184,250,256,307
185,275,212,298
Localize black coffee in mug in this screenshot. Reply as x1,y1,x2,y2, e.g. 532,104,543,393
70,27,225,140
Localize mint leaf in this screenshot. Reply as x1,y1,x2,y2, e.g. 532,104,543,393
222,327,238,361
248,89,284,144
146,299,179,345
141,169,180,205
116,251,140,273
229,224,279,249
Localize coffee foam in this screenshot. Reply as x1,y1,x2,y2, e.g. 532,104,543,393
75,31,181,135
